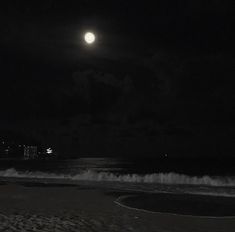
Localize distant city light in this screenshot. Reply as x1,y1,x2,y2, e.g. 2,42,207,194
46,148,53,154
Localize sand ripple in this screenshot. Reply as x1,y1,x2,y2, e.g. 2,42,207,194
0,213,138,232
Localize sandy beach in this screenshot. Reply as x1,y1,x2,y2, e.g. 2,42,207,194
0,181,234,232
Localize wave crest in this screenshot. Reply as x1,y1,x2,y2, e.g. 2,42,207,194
0,168,235,187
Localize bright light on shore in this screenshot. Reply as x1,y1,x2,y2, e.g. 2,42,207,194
46,148,53,154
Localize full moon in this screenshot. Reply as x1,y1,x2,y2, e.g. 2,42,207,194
84,32,96,44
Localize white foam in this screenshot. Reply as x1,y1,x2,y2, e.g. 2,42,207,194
0,168,235,187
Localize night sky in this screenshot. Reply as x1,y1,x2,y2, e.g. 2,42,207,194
0,0,234,157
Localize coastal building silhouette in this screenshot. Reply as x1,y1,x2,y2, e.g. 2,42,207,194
24,146,38,160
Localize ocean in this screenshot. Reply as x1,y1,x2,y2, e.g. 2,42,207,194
0,157,235,198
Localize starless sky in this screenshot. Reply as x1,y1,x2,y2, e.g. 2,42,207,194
1,1,234,59
0,0,234,156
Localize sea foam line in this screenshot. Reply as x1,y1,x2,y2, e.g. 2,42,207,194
0,168,235,187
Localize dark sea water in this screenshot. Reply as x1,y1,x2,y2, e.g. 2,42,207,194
0,157,235,197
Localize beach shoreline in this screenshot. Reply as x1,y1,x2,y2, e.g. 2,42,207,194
0,180,235,231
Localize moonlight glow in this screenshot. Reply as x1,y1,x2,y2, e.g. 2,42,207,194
84,32,96,44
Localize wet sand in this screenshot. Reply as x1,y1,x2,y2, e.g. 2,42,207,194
0,183,235,231
117,192,235,217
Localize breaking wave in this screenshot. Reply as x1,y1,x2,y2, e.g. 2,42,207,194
0,168,235,187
